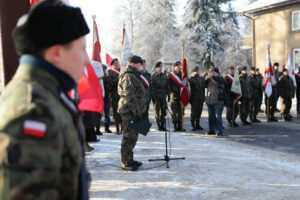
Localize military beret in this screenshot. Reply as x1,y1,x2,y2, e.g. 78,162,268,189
282,68,288,72
110,58,118,66
250,67,256,71
156,61,163,68
13,0,89,55
274,62,279,67
241,66,247,71
142,59,146,64
211,68,219,74
102,64,107,70
173,61,181,66
128,55,143,64
227,66,234,70
255,68,260,71
192,67,199,72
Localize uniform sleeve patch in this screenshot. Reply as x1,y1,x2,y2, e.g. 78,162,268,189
23,120,47,138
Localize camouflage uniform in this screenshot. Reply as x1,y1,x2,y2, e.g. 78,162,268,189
257,73,264,111
0,56,89,200
106,69,122,133
189,74,205,129
118,65,146,167
274,69,281,110
278,74,295,120
249,74,262,122
141,70,152,121
151,71,169,129
224,74,239,126
168,71,183,130
103,72,111,131
239,74,253,123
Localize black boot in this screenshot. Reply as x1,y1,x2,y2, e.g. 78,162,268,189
191,121,197,131
156,122,161,131
178,122,186,132
116,123,120,135
161,121,168,131
196,120,203,130
253,116,261,123
173,123,178,131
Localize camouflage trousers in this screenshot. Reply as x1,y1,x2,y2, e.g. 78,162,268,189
249,96,260,118
265,94,277,117
280,97,292,115
142,100,151,122
226,99,239,122
120,114,139,166
171,99,183,123
190,101,204,121
153,98,167,123
112,98,122,124
239,98,250,122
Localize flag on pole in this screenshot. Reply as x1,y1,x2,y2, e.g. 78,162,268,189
285,52,297,87
91,18,105,97
29,0,39,6
121,25,131,67
263,45,276,97
77,64,104,114
180,58,189,107
230,66,242,102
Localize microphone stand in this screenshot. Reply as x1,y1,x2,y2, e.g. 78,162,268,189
149,106,185,168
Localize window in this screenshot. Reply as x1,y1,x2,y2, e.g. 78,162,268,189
292,11,300,31
293,48,300,71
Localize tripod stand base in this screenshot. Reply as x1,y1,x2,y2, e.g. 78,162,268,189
149,155,185,168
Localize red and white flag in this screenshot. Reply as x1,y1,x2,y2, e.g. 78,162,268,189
180,58,189,107
263,45,276,97
285,52,297,87
121,25,131,67
91,19,105,97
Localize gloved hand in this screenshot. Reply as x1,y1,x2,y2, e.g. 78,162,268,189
167,95,170,102
134,115,141,122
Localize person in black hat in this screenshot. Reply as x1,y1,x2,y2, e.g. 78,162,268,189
249,67,262,123
239,66,253,125
168,61,185,131
151,61,170,131
117,55,146,171
0,1,90,199
189,67,206,131
139,59,152,122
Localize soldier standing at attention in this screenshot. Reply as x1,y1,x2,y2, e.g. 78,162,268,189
103,64,113,133
151,62,170,131
273,63,281,112
118,55,146,171
278,68,295,121
189,67,206,131
139,59,151,121
295,68,300,117
0,1,90,199
256,68,264,112
239,66,253,125
249,67,262,123
224,66,239,127
107,58,122,134
169,61,184,132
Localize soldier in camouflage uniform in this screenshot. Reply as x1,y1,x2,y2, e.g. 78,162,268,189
189,67,206,131
239,66,253,125
107,58,122,134
168,61,184,131
118,55,146,171
103,64,112,133
278,68,295,121
273,63,281,112
151,61,170,131
224,66,239,127
249,67,262,123
0,1,90,199
140,59,151,121
256,68,264,112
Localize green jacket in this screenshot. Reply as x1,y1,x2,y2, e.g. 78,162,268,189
278,74,295,98
168,71,182,101
189,74,205,102
141,70,151,103
151,72,169,100
249,74,263,97
117,66,146,118
106,69,120,103
239,74,253,99
0,60,87,199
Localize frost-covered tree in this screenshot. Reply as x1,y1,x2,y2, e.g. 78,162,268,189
184,0,237,69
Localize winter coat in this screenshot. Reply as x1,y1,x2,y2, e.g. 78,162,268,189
205,76,225,105
189,74,205,103
278,74,295,98
239,74,253,99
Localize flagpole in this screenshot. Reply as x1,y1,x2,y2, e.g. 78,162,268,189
232,60,237,127
181,40,185,131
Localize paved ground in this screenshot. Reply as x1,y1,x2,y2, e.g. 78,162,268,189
86,102,300,200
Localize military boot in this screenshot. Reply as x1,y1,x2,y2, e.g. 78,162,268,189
161,121,168,132
253,116,261,123
196,120,203,130
156,122,161,131
191,121,197,131
284,114,292,121
178,122,186,132
173,123,178,131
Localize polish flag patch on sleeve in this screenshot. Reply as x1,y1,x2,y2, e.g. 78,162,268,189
23,120,47,138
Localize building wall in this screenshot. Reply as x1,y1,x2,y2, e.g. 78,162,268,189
254,4,300,71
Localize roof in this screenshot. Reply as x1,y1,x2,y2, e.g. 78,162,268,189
240,0,300,14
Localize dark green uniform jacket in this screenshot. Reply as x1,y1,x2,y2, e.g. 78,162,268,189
0,55,89,200
151,72,169,100
189,74,205,103
239,74,253,99
278,74,295,98
168,71,182,101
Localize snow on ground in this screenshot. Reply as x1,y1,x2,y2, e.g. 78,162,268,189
87,102,300,200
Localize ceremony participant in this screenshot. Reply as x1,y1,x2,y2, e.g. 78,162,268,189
169,61,184,131
278,68,295,121
118,55,146,171
140,59,151,121
249,67,262,123
103,64,113,133
256,68,264,112
239,66,253,125
224,66,239,127
151,61,170,131
107,58,122,134
273,62,281,112
205,68,225,136
189,67,206,131
0,1,90,199
296,69,300,117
